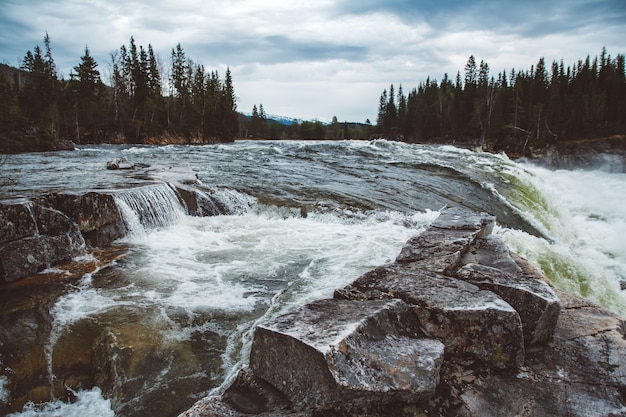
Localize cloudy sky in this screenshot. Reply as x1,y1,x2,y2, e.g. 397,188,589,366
1,0,624,122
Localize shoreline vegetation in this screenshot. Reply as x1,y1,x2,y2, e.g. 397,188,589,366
0,35,624,160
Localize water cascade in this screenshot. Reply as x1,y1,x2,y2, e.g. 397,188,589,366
114,183,187,236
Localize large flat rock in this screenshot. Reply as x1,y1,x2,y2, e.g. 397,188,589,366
249,298,444,411
454,263,561,346
348,266,525,369
396,207,495,273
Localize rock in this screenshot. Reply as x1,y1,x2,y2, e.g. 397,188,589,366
348,266,525,369
395,207,495,273
535,137,626,173
249,298,445,412
180,207,626,417
454,263,561,346
39,192,126,247
221,367,292,414
460,235,522,275
106,157,134,170
0,202,85,283
172,184,228,217
0,202,37,244
430,206,496,235
458,290,626,417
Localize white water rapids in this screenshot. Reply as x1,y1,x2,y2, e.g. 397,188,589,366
1,140,625,417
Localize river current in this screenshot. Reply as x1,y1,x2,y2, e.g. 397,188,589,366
1,140,625,416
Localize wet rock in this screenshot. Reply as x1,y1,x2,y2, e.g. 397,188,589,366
0,203,85,282
349,266,524,369
222,367,291,414
172,184,227,217
460,234,522,274
0,236,50,280
0,202,37,244
458,290,626,417
249,298,444,412
396,207,495,273
106,157,134,170
0,283,59,414
179,207,626,417
39,192,126,247
454,263,561,346
430,206,496,235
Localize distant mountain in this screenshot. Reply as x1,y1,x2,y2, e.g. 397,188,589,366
241,112,304,125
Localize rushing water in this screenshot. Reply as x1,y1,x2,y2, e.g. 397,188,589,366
1,140,625,417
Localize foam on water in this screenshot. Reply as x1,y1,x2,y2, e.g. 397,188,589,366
7,387,114,417
120,206,438,317
0,360,9,404
498,165,626,317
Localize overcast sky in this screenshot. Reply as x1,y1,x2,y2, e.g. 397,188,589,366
1,0,624,122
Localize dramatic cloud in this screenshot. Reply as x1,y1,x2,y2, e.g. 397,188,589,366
1,0,624,122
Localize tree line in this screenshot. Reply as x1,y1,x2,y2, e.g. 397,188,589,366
0,34,238,152
376,48,626,154
243,104,373,140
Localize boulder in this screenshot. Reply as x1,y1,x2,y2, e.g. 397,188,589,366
38,192,126,247
0,202,37,244
460,234,522,274
396,207,495,273
106,157,134,170
179,207,626,417
249,298,445,412
348,266,525,369
458,290,626,417
454,263,561,346
0,203,85,283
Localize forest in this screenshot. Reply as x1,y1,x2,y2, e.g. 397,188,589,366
375,48,626,155
0,35,239,152
1,35,624,154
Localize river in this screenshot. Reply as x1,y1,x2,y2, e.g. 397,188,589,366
1,140,625,416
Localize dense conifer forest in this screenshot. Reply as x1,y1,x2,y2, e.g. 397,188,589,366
0,35,239,152
375,48,626,155
1,35,624,154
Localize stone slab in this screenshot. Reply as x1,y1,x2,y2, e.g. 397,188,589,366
454,263,561,346
350,266,525,369
249,298,444,411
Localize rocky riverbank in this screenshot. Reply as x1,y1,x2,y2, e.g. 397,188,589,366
1,185,625,416
181,208,626,417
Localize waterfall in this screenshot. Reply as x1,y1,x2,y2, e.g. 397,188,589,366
198,188,258,216
114,183,186,237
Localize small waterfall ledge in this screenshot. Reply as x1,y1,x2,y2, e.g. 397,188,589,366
180,208,626,417
0,182,250,283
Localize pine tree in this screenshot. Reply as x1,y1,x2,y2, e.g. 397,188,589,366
20,33,59,139
69,46,102,142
